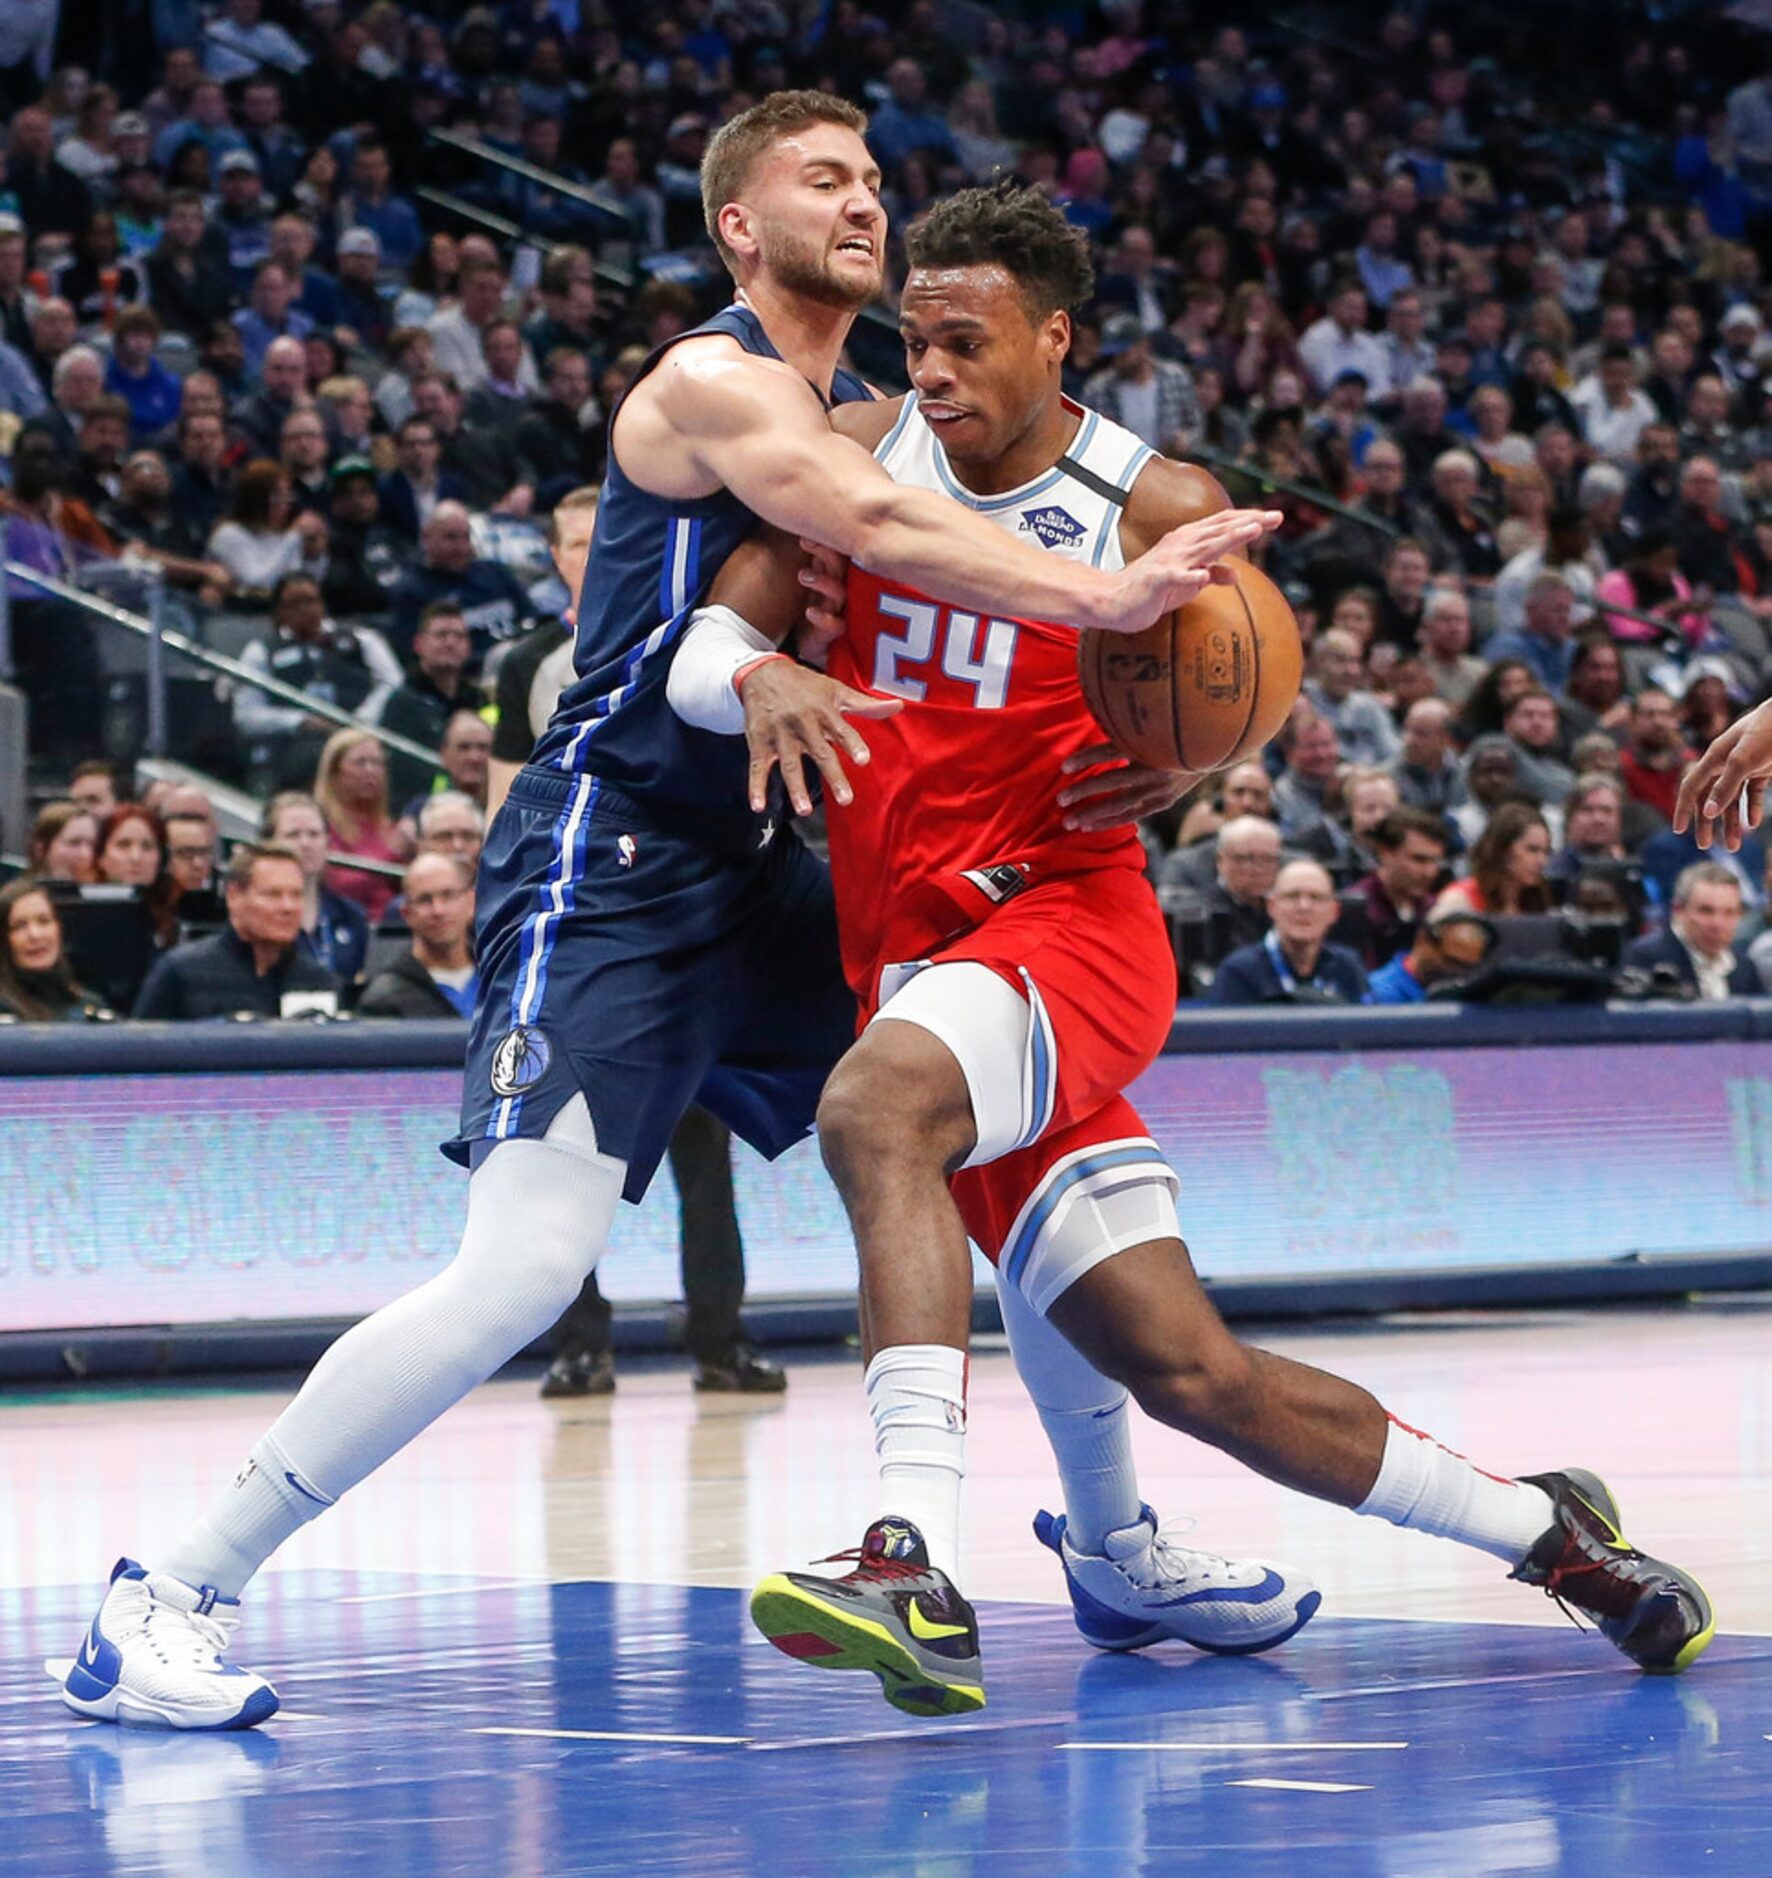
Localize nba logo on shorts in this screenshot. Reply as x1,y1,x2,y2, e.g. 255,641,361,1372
490,1026,552,1098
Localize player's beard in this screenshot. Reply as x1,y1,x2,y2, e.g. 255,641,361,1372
758,219,880,311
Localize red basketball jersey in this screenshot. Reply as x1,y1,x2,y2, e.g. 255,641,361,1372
823,394,1158,1003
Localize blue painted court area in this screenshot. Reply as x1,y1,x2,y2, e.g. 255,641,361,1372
5,1573,1770,1877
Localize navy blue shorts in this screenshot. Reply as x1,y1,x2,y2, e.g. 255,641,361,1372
450,766,858,1202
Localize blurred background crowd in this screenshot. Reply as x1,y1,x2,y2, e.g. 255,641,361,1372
5,0,1772,1028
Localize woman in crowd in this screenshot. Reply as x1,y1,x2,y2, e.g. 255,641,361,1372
0,879,106,1021
262,790,371,991
208,461,326,606
313,729,413,923
1224,281,1298,401
94,801,181,947
1457,657,1537,744
1596,528,1708,654
1443,802,1554,917
392,232,460,330
27,801,99,883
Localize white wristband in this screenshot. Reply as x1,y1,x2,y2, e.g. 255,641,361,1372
665,604,781,734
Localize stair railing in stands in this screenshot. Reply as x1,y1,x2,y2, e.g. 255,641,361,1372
2,540,447,777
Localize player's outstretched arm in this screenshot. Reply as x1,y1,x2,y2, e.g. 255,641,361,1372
1673,698,1772,851
673,527,903,816
634,343,1280,635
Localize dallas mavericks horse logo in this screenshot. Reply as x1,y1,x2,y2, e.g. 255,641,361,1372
490,1026,552,1098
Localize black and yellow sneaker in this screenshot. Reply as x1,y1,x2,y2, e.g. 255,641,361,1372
750,1517,985,1718
1510,1469,1714,1674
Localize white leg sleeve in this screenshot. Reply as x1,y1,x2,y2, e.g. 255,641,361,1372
995,1272,1142,1553
159,1097,625,1597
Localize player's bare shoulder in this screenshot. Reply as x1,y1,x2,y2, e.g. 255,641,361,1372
1118,456,1232,558
614,335,823,499
831,392,904,452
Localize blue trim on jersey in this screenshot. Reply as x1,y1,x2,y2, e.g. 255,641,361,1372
488,774,599,1139
1001,1144,1172,1287
556,516,704,773
929,410,1102,512
874,395,918,463
1013,972,1058,1151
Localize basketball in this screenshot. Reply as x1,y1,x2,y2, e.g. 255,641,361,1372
1076,559,1304,774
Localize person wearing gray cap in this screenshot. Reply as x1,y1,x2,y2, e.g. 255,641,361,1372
334,227,392,351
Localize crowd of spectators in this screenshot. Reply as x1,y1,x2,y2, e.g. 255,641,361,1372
4,0,1772,1021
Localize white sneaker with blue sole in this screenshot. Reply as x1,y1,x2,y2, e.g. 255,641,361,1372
1035,1505,1321,1655
51,1559,280,1730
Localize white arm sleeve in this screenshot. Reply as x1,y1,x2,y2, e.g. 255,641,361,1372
665,604,781,734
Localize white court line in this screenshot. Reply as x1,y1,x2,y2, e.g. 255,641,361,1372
338,1579,589,1606
472,1726,749,1746
1229,1778,1372,1795
1060,1741,1407,1753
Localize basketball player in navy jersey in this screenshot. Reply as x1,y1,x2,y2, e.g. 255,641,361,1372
672,186,1715,1715
57,93,1280,1728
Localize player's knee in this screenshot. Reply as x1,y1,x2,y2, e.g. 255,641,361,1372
1121,1335,1260,1440
817,1029,975,1187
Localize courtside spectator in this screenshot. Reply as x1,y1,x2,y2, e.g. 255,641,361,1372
398,710,492,830
0,880,105,1022
66,763,119,818
1625,863,1756,999
1442,803,1554,917
1352,810,1452,969
1365,905,1497,1004
133,843,340,1019
313,727,413,924
1210,859,1369,1004
414,792,485,872
357,853,478,1018
262,790,368,991
26,802,98,884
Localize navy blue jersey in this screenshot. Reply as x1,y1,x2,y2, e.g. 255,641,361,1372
530,304,872,853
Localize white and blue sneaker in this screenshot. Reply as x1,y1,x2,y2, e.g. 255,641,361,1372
1035,1506,1321,1655
52,1559,279,1730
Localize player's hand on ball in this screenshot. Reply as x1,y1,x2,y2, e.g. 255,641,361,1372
1057,744,1200,832
1674,697,1772,851
740,659,902,817
1100,508,1283,635
796,538,850,670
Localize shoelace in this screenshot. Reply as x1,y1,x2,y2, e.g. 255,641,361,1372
1536,1529,1653,1635
1126,1529,1237,1595
143,1597,234,1666
816,1547,929,1581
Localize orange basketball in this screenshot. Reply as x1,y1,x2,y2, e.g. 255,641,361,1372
1077,559,1303,773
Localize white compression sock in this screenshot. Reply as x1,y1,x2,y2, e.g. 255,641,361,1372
160,1099,626,1599
866,1344,968,1579
1355,1415,1556,1566
994,1274,1141,1554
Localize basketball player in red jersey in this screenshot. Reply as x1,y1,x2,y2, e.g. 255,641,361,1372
675,186,1713,1717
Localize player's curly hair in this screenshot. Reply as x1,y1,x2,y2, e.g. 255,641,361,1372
903,182,1097,319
